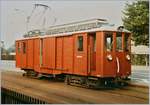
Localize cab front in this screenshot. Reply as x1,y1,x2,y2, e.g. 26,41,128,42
102,31,131,79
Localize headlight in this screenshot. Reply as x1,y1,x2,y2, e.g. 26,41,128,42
107,54,113,61
126,54,130,60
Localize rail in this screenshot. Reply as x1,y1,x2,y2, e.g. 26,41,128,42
1,87,47,104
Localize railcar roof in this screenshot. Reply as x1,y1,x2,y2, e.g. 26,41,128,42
47,18,107,29
16,18,130,41
16,27,130,41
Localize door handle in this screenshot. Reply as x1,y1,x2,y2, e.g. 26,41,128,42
116,57,120,73
88,45,91,74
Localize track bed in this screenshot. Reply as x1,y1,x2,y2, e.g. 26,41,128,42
1,71,149,104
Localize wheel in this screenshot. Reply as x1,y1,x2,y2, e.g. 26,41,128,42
65,75,70,85
22,73,26,76
85,78,91,88
35,73,43,79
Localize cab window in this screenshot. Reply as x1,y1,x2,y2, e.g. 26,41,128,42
124,33,130,51
116,32,122,51
77,36,83,51
105,32,113,51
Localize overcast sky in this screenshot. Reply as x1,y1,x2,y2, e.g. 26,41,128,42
0,0,135,48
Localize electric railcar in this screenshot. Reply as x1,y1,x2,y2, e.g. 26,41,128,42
16,19,131,88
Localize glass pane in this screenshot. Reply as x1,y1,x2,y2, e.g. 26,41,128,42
77,36,83,51
18,43,20,53
22,42,26,53
124,33,130,51
116,32,122,51
105,32,113,51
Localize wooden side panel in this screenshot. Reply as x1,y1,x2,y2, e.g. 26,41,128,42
88,35,96,71
103,52,116,77
27,39,34,69
15,41,21,68
42,37,56,69
123,52,131,75
33,39,40,72
96,32,103,76
74,33,88,75
116,52,124,76
42,38,49,68
56,37,63,69
48,37,56,69
63,36,74,73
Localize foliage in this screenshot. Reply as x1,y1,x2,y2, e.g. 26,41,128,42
122,0,149,46
131,54,149,65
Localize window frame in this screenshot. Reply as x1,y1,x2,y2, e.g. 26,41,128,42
77,35,84,52
124,33,130,52
104,32,113,52
17,42,21,53
22,42,26,54
116,32,123,52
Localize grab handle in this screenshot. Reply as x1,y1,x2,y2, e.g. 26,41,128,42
116,57,120,73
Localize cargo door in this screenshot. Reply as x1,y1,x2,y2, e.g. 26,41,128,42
56,37,63,69
33,38,40,72
42,37,56,69
63,36,74,73
74,34,88,75
27,39,34,69
87,33,96,75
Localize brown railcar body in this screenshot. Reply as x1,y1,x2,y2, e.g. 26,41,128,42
16,19,131,87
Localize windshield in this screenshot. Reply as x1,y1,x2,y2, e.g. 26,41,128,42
116,32,122,51
124,33,130,52
104,32,113,52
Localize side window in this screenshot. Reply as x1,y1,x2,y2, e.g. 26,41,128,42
105,32,113,51
17,42,20,53
116,32,122,51
124,33,130,51
77,36,83,51
22,42,26,54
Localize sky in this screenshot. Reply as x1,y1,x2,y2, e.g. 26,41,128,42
0,0,135,49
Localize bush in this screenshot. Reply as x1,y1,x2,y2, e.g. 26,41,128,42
131,54,149,66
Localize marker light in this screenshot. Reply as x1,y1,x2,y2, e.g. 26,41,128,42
126,54,131,61
107,54,113,61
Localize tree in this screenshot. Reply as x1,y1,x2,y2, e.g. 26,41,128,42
122,0,149,46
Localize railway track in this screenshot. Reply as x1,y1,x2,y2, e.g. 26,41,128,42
105,87,148,100
1,71,149,104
